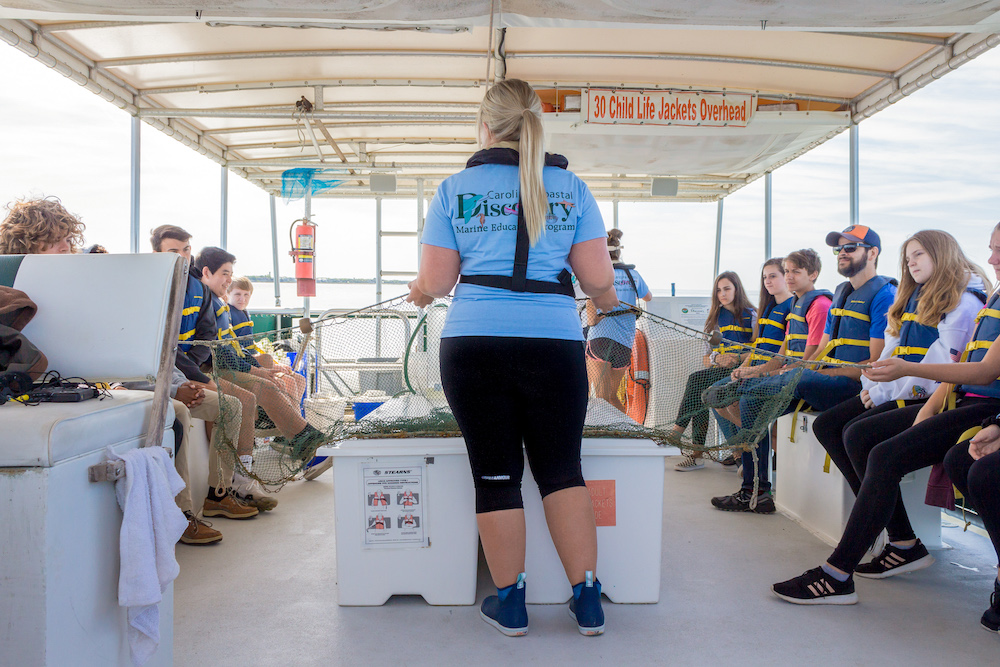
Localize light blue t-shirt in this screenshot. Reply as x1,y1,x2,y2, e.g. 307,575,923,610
588,267,650,348
422,162,606,339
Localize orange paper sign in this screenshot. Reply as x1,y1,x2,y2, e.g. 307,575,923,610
586,480,616,527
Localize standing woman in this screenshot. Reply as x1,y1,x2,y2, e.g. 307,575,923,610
669,271,756,471
585,229,652,413
406,79,619,637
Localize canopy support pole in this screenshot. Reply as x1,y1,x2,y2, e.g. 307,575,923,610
764,172,773,259
849,123,860,226
416,178,425,266
220,165,229,249
303,190,311,318
129,116,140,253
376,196,383,304
713,198,724,279
613,200,619,229
269,194,281,307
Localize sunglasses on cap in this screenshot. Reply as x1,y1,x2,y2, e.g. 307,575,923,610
833,243,871,255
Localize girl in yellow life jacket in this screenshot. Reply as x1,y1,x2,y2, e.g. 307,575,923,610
670,270,756,471
773,224,1000,607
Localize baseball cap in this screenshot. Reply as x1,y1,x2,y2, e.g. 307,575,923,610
825,225,881,251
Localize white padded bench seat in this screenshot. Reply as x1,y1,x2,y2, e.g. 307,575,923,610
0,390,175,467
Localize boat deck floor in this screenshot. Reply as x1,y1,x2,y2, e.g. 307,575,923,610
175,456,999,665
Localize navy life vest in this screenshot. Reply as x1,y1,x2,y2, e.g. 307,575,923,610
457,147,575,298
958,291,1000,398
892,285,987,362
211,294,245,357
229,306,262,356
714,307,754,354
749,296,793,366
821,275,896,364
785,289,833,358
178,272,207,353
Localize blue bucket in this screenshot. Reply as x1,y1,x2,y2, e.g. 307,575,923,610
353,401,385,419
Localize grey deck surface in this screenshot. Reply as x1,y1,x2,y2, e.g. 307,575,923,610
175,457,999,666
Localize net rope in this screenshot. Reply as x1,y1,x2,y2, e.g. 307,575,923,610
186,296,867,495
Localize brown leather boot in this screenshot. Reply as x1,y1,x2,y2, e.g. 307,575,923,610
179,514,223,545
202,493,259,519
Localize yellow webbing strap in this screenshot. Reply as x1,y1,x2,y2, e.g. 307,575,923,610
786,313,806,323
823,453,831,473
789,399,808,443
892,346,929,358
896,399,906,409
829,308,871,323
975,308,1000,322
958,426,982,444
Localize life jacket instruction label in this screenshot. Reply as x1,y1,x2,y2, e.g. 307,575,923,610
362,460,429,549
587,89,756,128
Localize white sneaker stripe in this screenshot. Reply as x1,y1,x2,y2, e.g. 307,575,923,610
807,583,819,596
823,580,835,594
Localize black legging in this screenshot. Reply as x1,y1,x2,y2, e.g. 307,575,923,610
439,336,589,514
674,365,733,446
944,441,1000,563
827,397,1000,573
813,396,926,544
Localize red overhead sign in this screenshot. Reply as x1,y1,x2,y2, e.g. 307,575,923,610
586,89,756,128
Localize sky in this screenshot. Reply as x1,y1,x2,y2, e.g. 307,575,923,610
2,42,1000,307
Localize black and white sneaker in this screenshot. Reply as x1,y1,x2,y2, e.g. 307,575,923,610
711,488,776,514
772,567,858,605
855,540,934,579
982,579,1000,633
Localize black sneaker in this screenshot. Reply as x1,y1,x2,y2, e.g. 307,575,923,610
982,579,1000,633
255,407,276,430
701,380,741,408
772,567,858,605
855,540,935,579
711,488,776,514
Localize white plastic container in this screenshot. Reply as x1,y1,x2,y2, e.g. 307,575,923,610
522,438,668,604
774,412,942,549
318,437,479,606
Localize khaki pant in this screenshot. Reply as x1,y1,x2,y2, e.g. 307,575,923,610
172,391,242,513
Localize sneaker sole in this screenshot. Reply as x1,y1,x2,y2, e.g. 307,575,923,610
567,606,605,635
479,611,527,637
202,507,259,519
771,588,858,605
981,620,1000,633
179,535,223,545
674,464,705,472
303,457,333,481
855,554,935,579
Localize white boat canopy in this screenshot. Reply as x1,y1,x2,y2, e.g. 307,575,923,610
1,2,999,201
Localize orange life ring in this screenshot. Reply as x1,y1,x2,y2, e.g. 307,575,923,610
626,328,650,424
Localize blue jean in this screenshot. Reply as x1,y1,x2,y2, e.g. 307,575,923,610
729,370,862,493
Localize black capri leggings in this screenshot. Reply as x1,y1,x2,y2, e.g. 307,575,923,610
440,336,589,514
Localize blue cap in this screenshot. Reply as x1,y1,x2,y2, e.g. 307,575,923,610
825,225,881,252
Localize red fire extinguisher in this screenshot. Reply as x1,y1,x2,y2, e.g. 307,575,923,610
289,218,317,297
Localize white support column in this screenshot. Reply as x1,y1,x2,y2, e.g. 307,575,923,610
129,116,141,253
269,194,281,307
416,178,425,267
375,196,383,304
220,165,229,249
714,199,724,279
764,172,773,259
613,199,619,230
849,123,860,226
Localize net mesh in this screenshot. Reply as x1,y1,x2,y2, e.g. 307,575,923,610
189,297,810,488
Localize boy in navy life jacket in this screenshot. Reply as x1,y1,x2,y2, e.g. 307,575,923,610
228,276,306,401
710,226,897,513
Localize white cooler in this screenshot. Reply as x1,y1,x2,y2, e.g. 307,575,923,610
523,438,668,604
774,412,942,549
319,438,479,606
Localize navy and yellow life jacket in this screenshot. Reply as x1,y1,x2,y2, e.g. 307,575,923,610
178,272,206,353
785,289,833,358
211,294,245,357
957,291,1000,398
229,306,262,355
748,297,793,366
819,275,896,364
714,307,754,354
891,285,987,362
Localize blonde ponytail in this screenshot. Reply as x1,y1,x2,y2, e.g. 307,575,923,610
478,79,548,245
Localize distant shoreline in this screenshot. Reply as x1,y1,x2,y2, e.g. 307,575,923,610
246,275,409,285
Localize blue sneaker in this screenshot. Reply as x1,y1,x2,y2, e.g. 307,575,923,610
480,572,528,637
568,571,605,636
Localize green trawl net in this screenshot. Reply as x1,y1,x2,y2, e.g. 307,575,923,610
189,297,809,488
